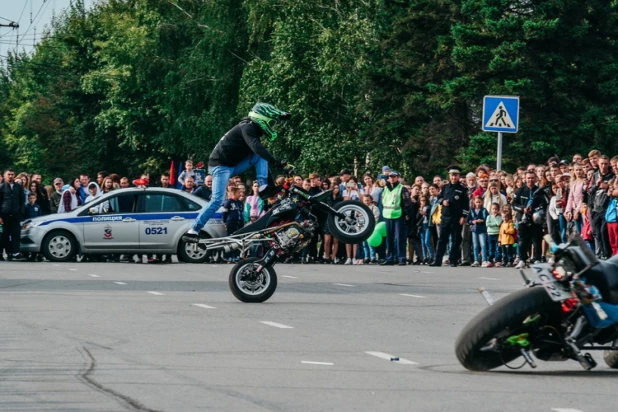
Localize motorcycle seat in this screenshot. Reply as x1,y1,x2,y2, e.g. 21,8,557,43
232,210,274,236
586,255,618,305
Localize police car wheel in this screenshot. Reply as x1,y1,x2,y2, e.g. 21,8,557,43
177,239,210,263
42,230,77,262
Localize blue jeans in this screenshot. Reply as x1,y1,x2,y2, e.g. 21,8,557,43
471,231,487,262
385,218,407,262
559,215,568,243
487,234,500,263
362,241,376,260
192,154,268,231
501,245,514,264
420,224,434,260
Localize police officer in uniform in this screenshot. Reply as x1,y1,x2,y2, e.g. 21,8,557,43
430,165,469,267
380,171,413,266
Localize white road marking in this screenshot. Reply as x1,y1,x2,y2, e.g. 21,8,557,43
53,264,60,267
89,274,100,278
260,321,294,329
420,271,433,274
332,283,355,287
400,294,426,298
478,277,498,280
365,351,418,365
301,361,334,366
192,304,216,309
114,282,127,285
147,291,165,296
551,409,583,412
282,275,298,279
69,269,77,271
210,265,219,268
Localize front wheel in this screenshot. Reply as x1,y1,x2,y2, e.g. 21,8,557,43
327,200,376,244
177,238,210,263
228,258,278,303
41,230,78,262
455,287,560,371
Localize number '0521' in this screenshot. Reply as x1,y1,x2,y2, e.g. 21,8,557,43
144,227,168,235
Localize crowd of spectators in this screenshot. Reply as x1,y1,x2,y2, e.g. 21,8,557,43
1,149,618,267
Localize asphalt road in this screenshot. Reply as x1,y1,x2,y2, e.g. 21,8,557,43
1,260,615,412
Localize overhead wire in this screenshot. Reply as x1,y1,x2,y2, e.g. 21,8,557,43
19,0,51,48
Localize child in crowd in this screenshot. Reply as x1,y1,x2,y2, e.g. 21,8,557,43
25,192,42,219
581,203,594,251
361,194,380,264
24,192,43,262
499,210,517,267
178,160,196,188
605,180,618,256
468,196,488,267
486,203,503,267
223,187,244,262
418,195,434,264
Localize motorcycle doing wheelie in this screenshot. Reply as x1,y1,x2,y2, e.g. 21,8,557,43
455,235,618,371
184,166,375,303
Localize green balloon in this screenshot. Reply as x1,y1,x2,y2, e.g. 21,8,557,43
367,221,386,247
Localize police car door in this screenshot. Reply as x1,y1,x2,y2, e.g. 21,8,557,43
137,192,191,251
81,193,138,250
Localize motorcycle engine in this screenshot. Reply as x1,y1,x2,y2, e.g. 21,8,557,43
275,226,307,251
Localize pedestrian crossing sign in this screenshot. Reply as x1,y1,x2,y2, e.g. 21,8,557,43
482,95,519,133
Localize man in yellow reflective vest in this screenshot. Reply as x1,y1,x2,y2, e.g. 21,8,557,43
380,171,413,266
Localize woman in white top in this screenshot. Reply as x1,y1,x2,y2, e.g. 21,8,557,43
483,183,506,212
57,178,82,213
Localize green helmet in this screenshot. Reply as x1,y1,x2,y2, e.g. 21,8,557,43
248,102,291,141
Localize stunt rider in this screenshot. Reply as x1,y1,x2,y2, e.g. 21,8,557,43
184,103,290,240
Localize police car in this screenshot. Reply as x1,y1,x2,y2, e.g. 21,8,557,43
20,188,226,263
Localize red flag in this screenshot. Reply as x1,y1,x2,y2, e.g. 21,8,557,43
169,160,176,186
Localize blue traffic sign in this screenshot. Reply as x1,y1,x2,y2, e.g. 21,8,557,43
482,95,519,133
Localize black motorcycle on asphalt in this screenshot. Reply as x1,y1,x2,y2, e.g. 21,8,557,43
185,166,375,303
455,235,618,371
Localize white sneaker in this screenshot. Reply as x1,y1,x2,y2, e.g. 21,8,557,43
345,258,353,265
481,261,489,268
471,261,480,267
515,261,526,269
187,228,198,235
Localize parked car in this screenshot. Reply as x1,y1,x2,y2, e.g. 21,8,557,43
20,188,226,263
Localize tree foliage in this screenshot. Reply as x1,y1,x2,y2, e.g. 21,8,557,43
1,0,618,183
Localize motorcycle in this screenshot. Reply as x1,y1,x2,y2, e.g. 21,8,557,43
184,166,376,303
455,235,618,371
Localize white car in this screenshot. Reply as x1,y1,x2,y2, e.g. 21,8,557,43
20,188,226,263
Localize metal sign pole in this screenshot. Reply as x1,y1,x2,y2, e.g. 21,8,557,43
496,132,503,171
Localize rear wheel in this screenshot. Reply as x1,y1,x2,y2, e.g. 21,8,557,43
327,200,376,244
41,230,78,262
455,287,560,371
228,258,277,303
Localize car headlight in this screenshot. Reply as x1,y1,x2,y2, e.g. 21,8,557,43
22,221,43,230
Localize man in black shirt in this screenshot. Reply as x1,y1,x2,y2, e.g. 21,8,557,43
589,155,614,258
0,168,26,261
184,103,290,240
193,174,213,202
430,166,469,267
512,171,548,268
